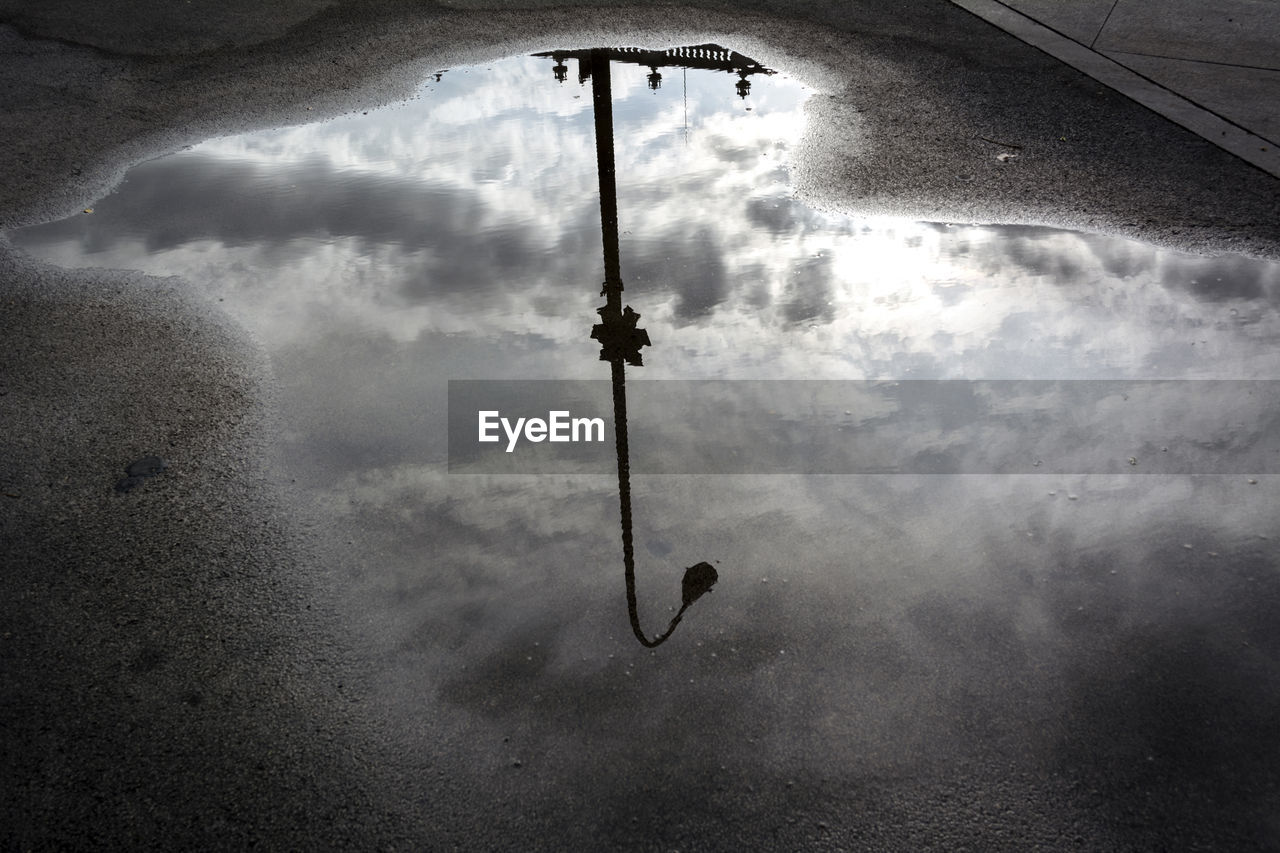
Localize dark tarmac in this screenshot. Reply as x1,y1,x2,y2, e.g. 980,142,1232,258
2,1,1279,850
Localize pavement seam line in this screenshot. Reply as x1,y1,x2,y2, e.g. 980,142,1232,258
1101,49,1280,76
1092,0,1121,49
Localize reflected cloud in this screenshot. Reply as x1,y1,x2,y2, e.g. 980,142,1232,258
14,56,1280,384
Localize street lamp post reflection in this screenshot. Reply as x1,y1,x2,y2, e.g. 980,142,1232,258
547,46,775,646
588,48,716,648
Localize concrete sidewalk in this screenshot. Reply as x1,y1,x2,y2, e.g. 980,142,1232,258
950,0,1280,178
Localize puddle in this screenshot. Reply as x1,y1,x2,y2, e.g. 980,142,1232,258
11,45,1280,843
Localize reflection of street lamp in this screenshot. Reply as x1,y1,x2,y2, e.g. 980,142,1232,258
585,48,719,648
530,42,769,645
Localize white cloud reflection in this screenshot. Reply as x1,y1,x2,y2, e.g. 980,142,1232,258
16,54,1280,384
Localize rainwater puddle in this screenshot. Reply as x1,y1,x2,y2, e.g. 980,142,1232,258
12,46,1280,837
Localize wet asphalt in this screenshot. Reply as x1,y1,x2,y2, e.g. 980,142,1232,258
2,1,1279,849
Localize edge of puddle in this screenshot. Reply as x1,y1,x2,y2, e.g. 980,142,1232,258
0,236,427,847
2,2,1278,255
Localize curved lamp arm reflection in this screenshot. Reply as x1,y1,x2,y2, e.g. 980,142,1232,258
584,46,719,647
606,329,718,647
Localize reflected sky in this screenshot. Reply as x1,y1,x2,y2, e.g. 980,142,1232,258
10,49,1280,843
16,55,1280,389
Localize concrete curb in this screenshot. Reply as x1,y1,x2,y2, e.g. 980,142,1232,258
949,0,1280,179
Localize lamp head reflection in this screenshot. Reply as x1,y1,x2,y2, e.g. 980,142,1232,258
682,561,719,607
647,67,662,91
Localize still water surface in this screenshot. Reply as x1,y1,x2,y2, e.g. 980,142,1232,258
12,47,1280,845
